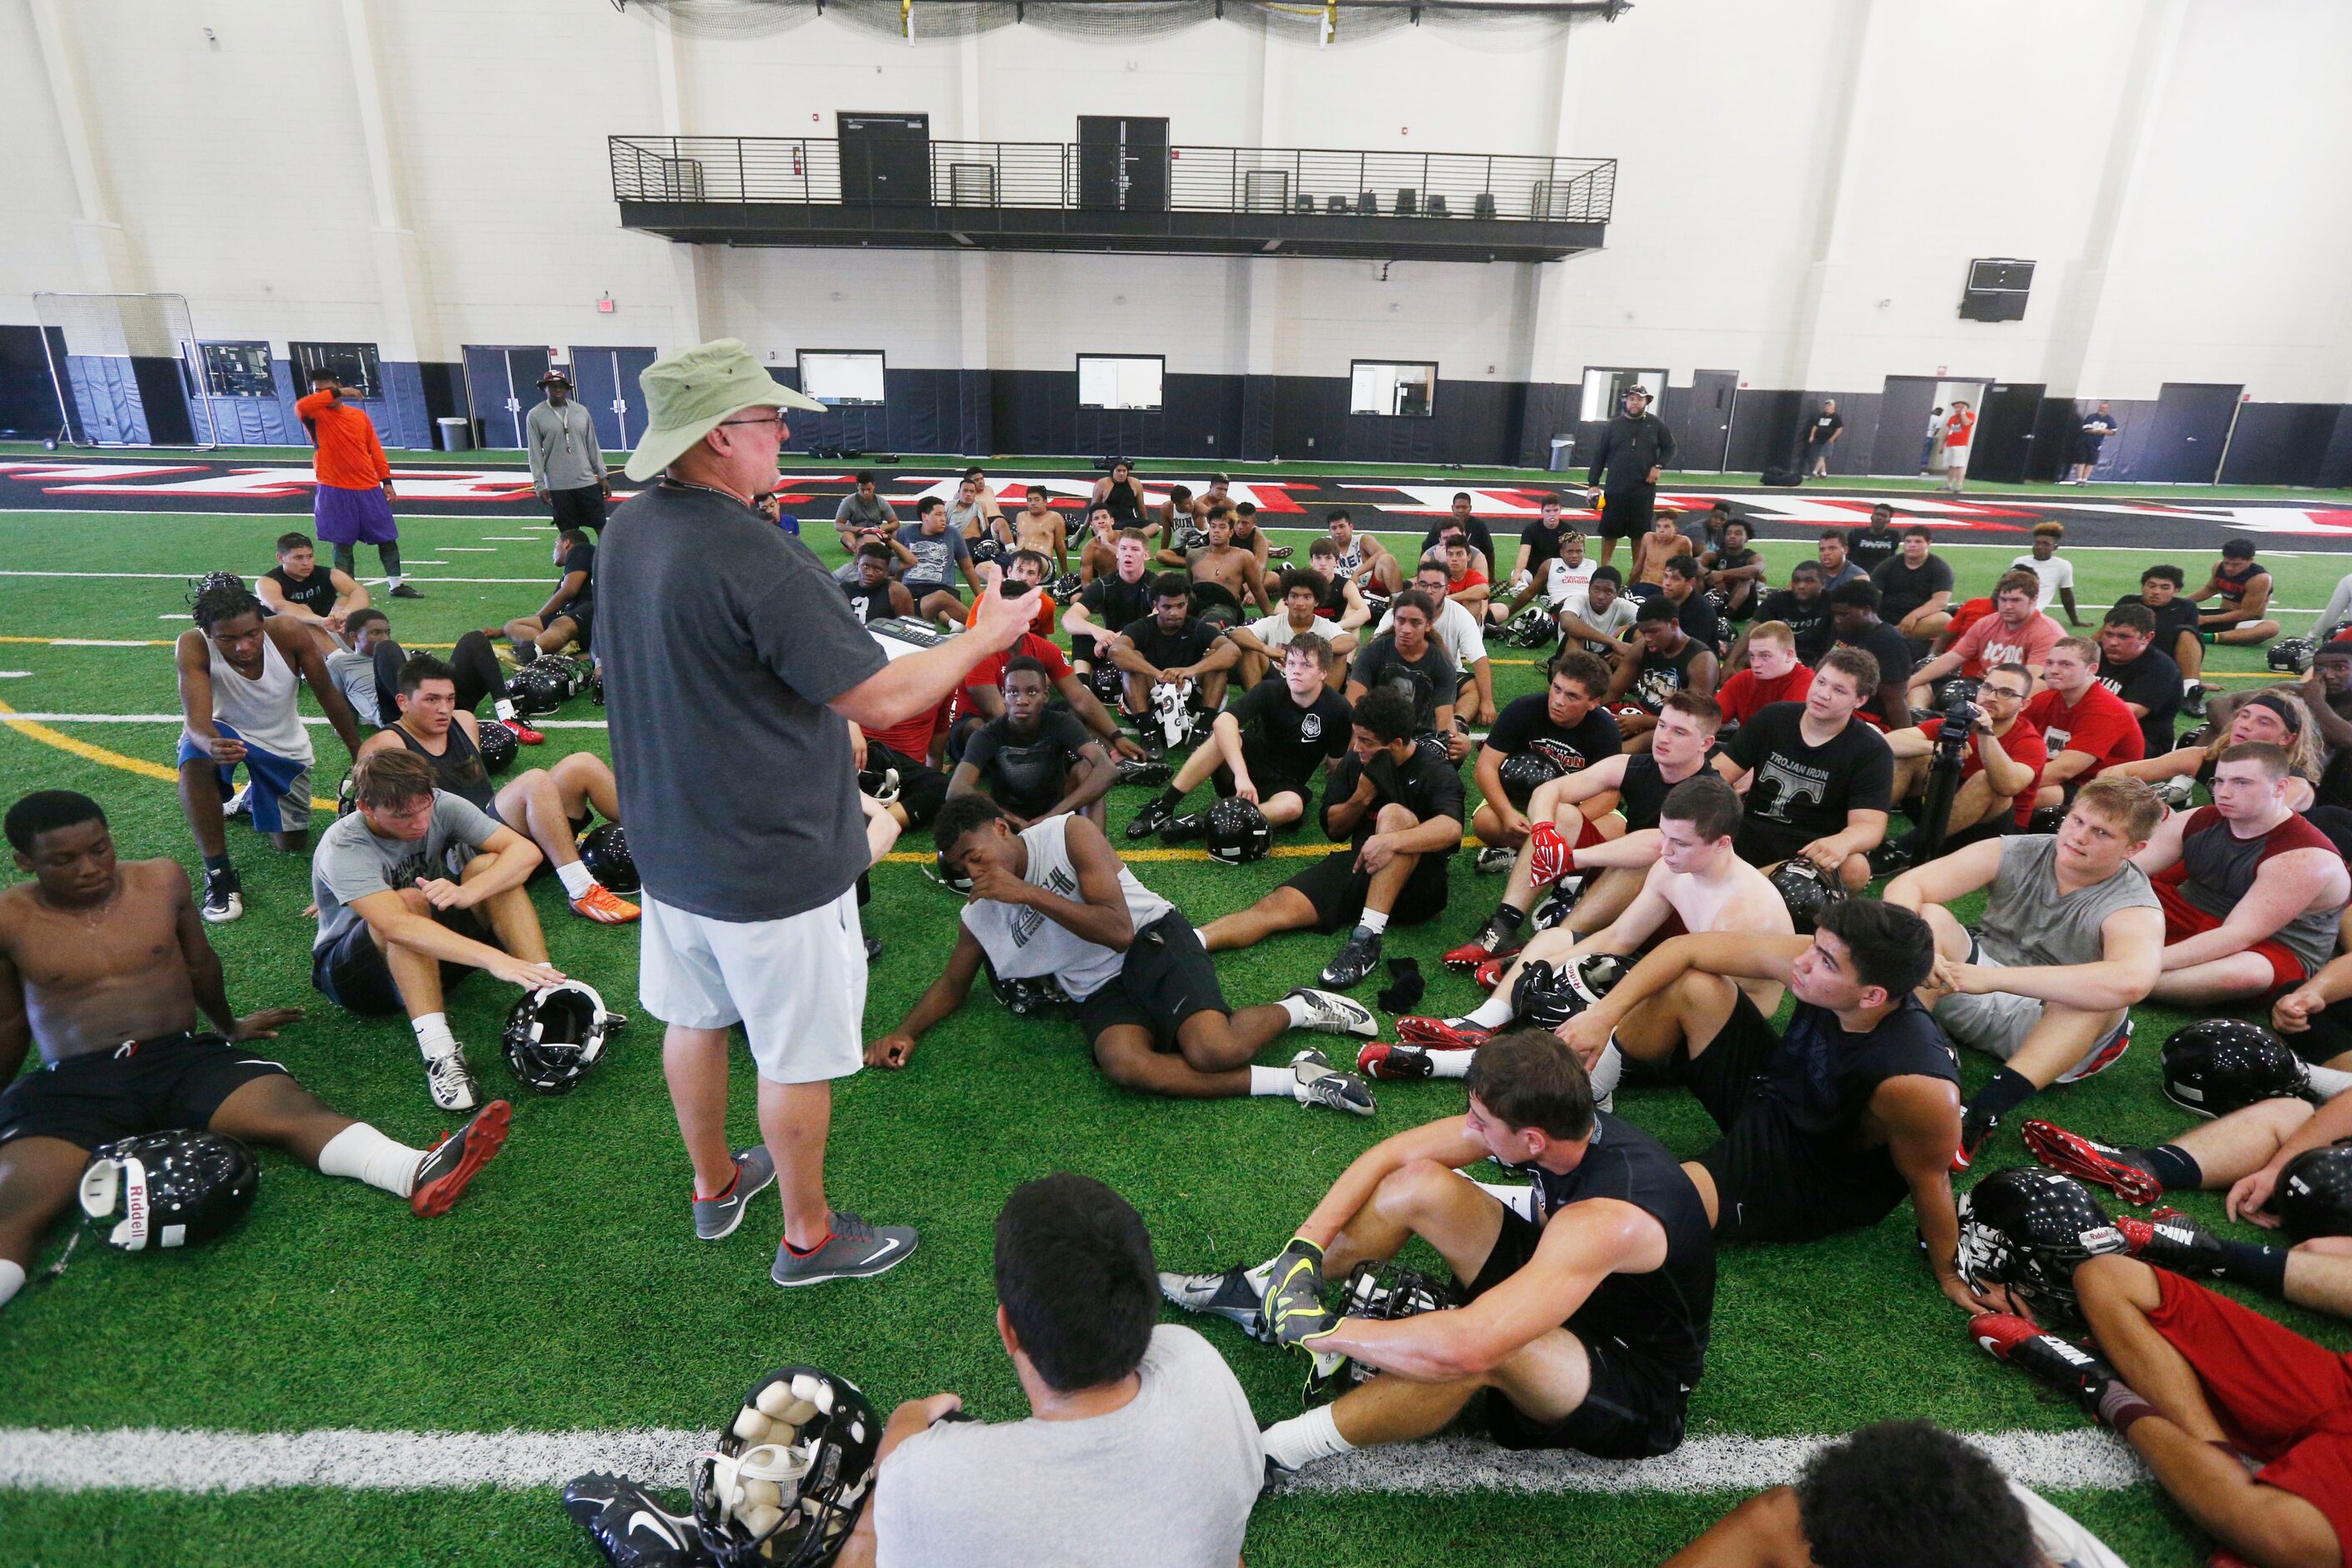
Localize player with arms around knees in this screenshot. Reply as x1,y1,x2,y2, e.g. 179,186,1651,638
1109,576,1241,723
1128,634,1350,844
1228,569,1349,690
947,657,1116,832
0,791,512,1315
1166,1031,1714,1479
256,531,369,657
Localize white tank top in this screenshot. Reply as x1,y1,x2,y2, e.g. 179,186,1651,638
960,815,1173,1001
193,631,311,763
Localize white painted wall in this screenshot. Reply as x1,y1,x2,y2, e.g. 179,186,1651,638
5,0,2349,401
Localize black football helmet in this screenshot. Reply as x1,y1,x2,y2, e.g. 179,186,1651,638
2161,1019,2310,1119
1934,675,1983,711
969,537,1005,566
476,718,518,776
1498,750,1566,808
1204,797,1271,865
1412,733,1453,771
1702,588,1731,616
1306,1260,1456,1404
336,769,359,818
507,662,571,716
1049,570,1083,601
1500,607,1559,650
690,1365,881,1568
1769,859,1847,933
1528,874,1586,933
1172,524,1210,554
78,1130,259,1251
2269,637,2317,675
576,823,638,894
984,954,1067,1018
1510,953,1629,1032
186,569,247,605
502,980,625,1095
2276,1143,2352,1241
931,848,973,895
1089,660,1125,704
1955,1166,2127,1323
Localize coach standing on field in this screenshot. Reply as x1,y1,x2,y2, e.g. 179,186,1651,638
598,340,1034,1288
1586,385,1676,570
525,370,612,534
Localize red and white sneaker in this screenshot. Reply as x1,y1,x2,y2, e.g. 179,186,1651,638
1967,1313,2117,1415
410,1100,511,1218
2019,1119,2165,1206
499,716,545,746
2054,1015,2133,1084
570,883,641,924
1525,821,1575,890
1472,955,1511,992
1357,1041,1436,1082
1442,915,1522,974
1396,1014,1494,1050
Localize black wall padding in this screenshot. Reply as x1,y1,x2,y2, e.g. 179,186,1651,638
1515,383,1575,470
129,357,195,445
2027,397,2084,482
2220,403,2339,488
2318,408,2352,491
418,362,468,427
0,325,64,438
1725,390,1804,474
1240,375,1277,461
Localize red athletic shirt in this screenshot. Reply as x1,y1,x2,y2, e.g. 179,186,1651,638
1716,664,1813,729
2023,684,2144,776
1895,715,2049,827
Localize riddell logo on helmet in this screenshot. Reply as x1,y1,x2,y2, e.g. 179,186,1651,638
123,1161,149,1249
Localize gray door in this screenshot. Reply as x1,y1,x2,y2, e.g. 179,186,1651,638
1870,376,1941,474
2142,382,2243,483
1684,370,1737,471
463,346,551,449
571,346,659,452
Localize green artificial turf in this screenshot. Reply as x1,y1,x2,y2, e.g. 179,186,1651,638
0,500,2342,1566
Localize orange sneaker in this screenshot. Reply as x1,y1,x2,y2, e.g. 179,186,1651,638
570,883,640,924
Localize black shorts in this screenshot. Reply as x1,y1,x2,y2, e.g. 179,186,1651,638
311,908,496,1016
906,581,961,605
1237,747,1309,807
547,485,607,532
1075,912,1229,1048
1283,846,1451,934
1461,1206,1691,1459
867,743,950,829
1600,489,1655,541
1677,991,1909,1242
0,1034,291,1153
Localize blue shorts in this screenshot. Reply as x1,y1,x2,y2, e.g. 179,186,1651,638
176,721,312,834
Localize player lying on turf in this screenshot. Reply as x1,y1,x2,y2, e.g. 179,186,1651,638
1126,635,1350,842
256,531,368,657
1883,776,2164,1167
311,751,569,1111
867,796,1378,1115
503,528,597,662
1163,1030,1715,1476
318,607,542,744
946,657,1115,832
1379,777,1792,1090
1199,689,1464,991
0,791,509,1313
176,577,367,925
1554,903,1992,1314
1975,1256,2344,1568
361,654,637,924
1664,1418,2128,1568
1711,646,1891,893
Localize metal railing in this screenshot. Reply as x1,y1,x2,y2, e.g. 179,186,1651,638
609,136,1613,223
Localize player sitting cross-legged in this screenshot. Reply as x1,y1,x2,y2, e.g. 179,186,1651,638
1126,634,1351,844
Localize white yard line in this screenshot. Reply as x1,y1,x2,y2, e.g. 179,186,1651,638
0,713,609,728
0,1424,2147,1497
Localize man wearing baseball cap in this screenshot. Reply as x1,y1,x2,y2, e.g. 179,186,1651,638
1586,384,1677,570
595,339,1037,1287
525,368,612,534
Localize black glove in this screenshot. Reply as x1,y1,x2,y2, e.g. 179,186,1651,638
1378,957,1426,1014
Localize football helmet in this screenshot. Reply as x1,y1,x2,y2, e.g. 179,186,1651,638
186,569,247,604
476,718,519,776
1305,1261,1456,1404
1510,953,1629,1032
931,849,974,895
690,1365,880,1568
335,769,359,818
2026,805,2066,834
1955,1166,2127,1323
2276,1143,2352,1241
1048,570,1083,601
2269,637,2317,675
1151,679,1201,751
1500,607,1559,650
1934,675,1982,711
502,980,625,1095
1497,750,1565,808
854,765,901,806
1172,524,1210,554
2150,774,2196,809
539,654,592,697
507,662,571,717
1768,859,1846,933
1528,875,1586,933
2160,1019,2310,1119
1089,660,1125,704
78,1130,259,1251
1204,797,1272,865
984,957,1068,1018
576,823,639,894
969,537,1005,566
1702,587,1731,616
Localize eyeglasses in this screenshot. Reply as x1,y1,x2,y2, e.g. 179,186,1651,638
716,413,787,432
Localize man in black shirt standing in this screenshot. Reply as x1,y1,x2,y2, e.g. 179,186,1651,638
948,657,1115,830
1470,650,1621,854
2094,604,2183,760
1345,591,1459,741
1109,574,1239,719
1129,634,1351,842
1202,690,1464,989
1586,386,1676,569
1742,561,1832,669
1828,580,1918,730
1801,398,1845,478
1715,646,1894,890
1844,503,1902,574
1870,525,1955,645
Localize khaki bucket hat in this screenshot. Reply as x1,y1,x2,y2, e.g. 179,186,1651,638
623,338,824,482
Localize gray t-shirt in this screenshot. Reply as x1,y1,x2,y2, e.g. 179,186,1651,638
1979,833,2158,969
896,522,971,590
834,492,898,531
596,481,888,921
325,648,382,727
873,1325,1259,1568
311,792,500,952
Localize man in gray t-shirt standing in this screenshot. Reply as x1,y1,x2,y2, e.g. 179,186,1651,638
599,338,1034,1288
1885,775,2168,1166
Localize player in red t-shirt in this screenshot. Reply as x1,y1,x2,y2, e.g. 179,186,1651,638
1878,665,2047,862
1713,620,1813,731
2024,637,2145,817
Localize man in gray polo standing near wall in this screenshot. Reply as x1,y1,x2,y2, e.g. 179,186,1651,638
526,370,612,534
598,340,1034,1287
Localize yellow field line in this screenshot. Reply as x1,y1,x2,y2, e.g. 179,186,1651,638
0,697,340,812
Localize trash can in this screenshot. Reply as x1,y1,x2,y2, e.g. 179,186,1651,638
435,417,474,453
1547,436,1575,473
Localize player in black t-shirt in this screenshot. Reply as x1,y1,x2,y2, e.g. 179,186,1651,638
1741,561,1833,670
1698,519,1766,623
2114,564,2208,713
946,657,1115,829
1129,634,1352,842
1606,598,1718,752
1202,689,1466,989
503,529,597,660
1471,650,1621,852
1657,556,1724,651
1802,398,1845,477
1844,503,1901,574
2094,602,2183,760
1557,901,1979,1306
1063,529,1157,685
840,540,917,625
1344,591,1460,738
1827,579,1918,730
1503,493,1577,615
1419,493,1496,579
1108,574,1239,718
1714,647,1894,889
1869,525,1955,644
257,532,369,655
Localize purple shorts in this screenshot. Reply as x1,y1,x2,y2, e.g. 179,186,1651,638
313,482,398,545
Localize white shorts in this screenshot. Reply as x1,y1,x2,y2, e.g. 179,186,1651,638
1943,448,1970,474
638,886,867,1085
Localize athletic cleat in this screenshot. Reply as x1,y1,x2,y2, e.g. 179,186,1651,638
2181,682,2207,718
1472,955,1510,992
2117,1208,2236,1280
1474,846,1516,874
560,1471,712,1568
2055,1016,2133,1085
224,781,253,819
692,1146,777,1242
1396,1014,1493,1050
200,866,244,924
1318,927,1383,989
1952,1102,2001,1173
1358,1041,1435,1082
2020,1119,2164,1206
570,883,642,924
770,1209,918,1287
1292,1049,1376,1116
1262,1451,1298,1493
389,583,425,599
499,716,546,746
1115,757,1172,788
1968,1313,2117,1415
1126,798,1177,840
1159,809,1208,844
424,1051,482,1113
1525,820,1575,889
1284,986,1378,1038
1160,1264,1273,1341
409,1100,511,1217
1443,918,1521,973
1865,841,1912,878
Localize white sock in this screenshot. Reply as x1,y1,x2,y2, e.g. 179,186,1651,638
1589,1040,1623,1110
0,1259,23,1312
555,860,595,900
2308,1064,2352,1098
1355,909,1390,937
1248,1065,1297,1099
1466,994,1516,1029
411,1012,458,1060
1263,1404,1353,1473
2183,677,2199,691
1427,1050,1473,1080
493,697,518,722
387,574,402,589
1279,994,1320,1029
1194,927,1213,947
316,1122,428,1198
